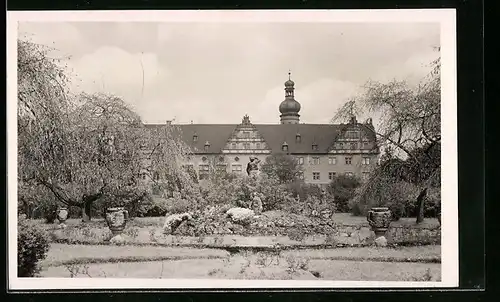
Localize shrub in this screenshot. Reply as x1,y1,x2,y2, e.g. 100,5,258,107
350,178,420,219
18,216,50,277
136,196,170,217
327,174,362,213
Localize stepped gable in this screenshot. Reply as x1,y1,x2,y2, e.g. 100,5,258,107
221,115,272,152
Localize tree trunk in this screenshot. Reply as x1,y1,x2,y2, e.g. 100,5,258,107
82,200,93,222
415,188,428,224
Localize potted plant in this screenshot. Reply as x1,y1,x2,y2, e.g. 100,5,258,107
105,207,129,236
367,207,392,238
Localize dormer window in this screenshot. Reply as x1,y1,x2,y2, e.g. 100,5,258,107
312,143,318,151
204,141,210,151
231,143,236,149
193,134,198,142
296,133,301,143
282,142,289,152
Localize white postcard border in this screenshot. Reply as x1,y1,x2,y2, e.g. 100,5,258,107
7,9,458,290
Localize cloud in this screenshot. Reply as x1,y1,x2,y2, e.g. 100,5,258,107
67,46,170,109
18,21,440,124
18,22,84,58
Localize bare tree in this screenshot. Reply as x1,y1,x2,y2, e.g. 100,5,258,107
333,53,441,223
17,39,149,221
261,154,304,184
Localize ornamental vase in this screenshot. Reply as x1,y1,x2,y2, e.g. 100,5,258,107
367,207,392,237
105,207,129,235
56,207,68,223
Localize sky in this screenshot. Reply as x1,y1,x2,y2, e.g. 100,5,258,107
18,21,440,125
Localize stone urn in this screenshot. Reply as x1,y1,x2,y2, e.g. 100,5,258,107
105,207,129,236
56,207,68,223
367,207,392,238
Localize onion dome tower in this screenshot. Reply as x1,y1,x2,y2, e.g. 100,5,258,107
279,71,301,124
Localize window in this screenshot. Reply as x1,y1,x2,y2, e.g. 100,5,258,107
328,157,337,165
345,172,354,177
345,157,352,165
328,172,336,180
311,157,320,165
243,131,250,138
362,157,370,165
234,156,240,162
202,156,207,162
362,172,370,180
231,164,242,173
312,172,320,180
219,156,224,162
363,142,369,148
153,172,160,181
296,134,301,143
346,131,360,139
338,142,344,149
193,134,198,142
312,143,318,151
204,141,210,151
216,164,227,172
297,157,304,165
298,171,304,180
231,143,237,149
350,142,357,149
282,143,288,152
256,142,261,149
199,164,210,180
244,142,250,149
182,164,194,170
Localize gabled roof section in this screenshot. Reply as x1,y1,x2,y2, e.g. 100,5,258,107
144,122,377,154
144,124,236,153
255,124,344,154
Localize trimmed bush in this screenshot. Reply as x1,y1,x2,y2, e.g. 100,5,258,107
18,216,50,277
327,175,362,213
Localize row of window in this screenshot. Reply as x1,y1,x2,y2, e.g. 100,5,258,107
146,166,370,181
298,156,371,165
230,142,263,149
303,171,370,181
188,155,371,166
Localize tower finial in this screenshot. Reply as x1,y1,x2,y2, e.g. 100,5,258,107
288,69,291,80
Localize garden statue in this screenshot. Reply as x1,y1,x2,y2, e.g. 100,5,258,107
246,157,261,179
251,192,263,215
367,207,392,247
105,207,129,244
56,207,68,228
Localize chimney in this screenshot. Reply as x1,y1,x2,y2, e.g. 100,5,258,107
166,120,172,125
350,116,357,124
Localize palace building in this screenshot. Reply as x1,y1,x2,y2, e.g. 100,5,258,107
144,74,380,185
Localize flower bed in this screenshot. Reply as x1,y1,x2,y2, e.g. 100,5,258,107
41,209,440,247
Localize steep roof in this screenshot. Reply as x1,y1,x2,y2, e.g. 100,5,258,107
144,123,377,154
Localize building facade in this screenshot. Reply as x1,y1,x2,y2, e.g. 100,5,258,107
145,74,380,185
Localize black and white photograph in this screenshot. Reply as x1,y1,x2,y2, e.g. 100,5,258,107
7,10,458,289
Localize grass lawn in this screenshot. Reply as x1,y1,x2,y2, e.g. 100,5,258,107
41,254,440,281
39,243,441,281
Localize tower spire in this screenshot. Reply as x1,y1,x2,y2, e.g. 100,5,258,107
279,72,301,124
